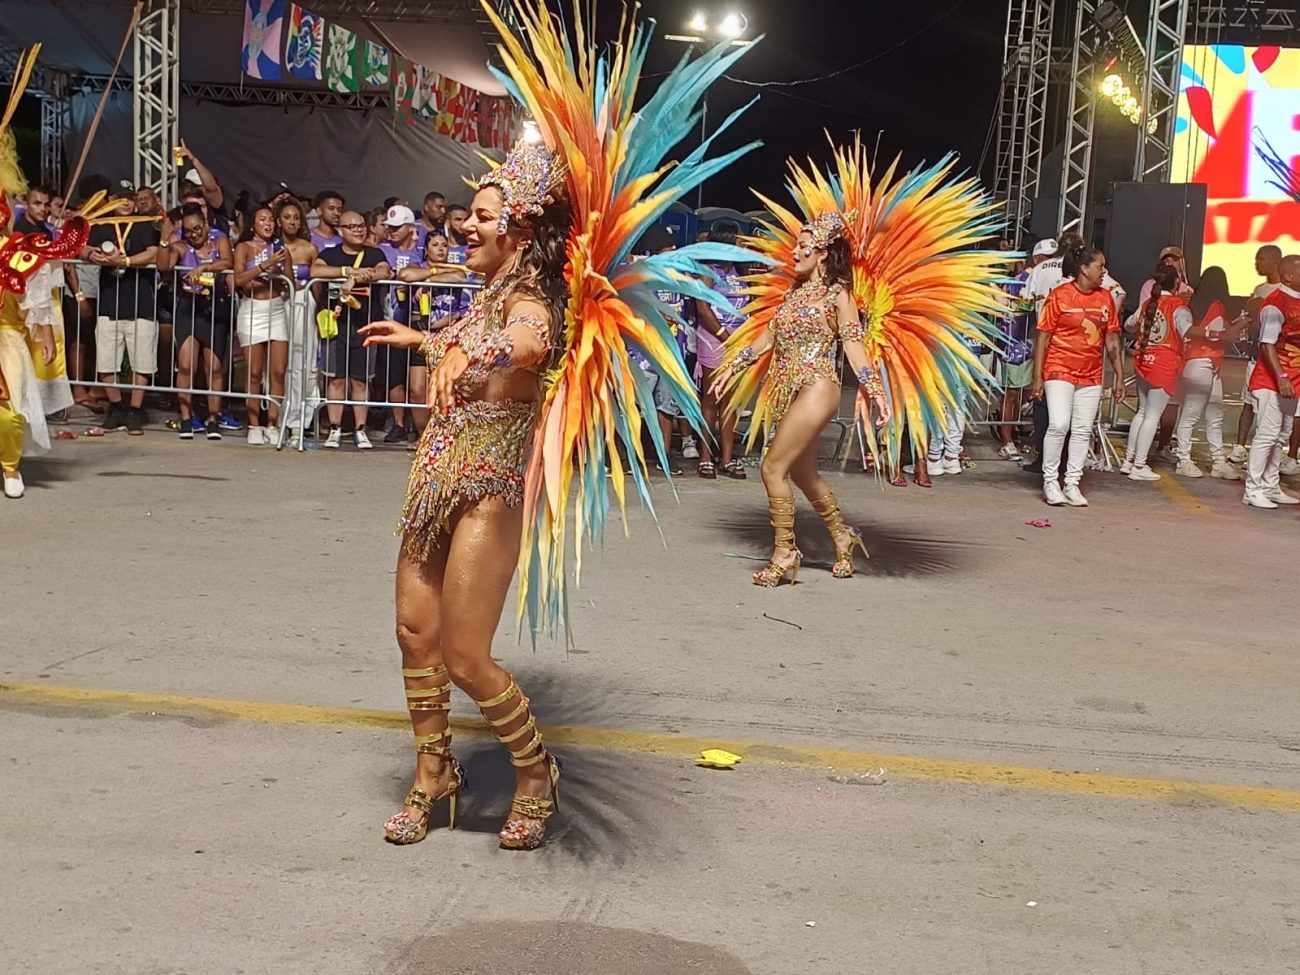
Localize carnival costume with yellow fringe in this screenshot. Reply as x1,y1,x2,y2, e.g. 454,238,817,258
400,0,768,634
722,137,1010,469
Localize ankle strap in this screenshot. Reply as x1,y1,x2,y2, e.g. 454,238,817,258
415,729,452,756
404,664,451,711
473,677,520,711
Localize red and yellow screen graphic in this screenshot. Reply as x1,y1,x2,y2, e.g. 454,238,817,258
1172,45,1300,293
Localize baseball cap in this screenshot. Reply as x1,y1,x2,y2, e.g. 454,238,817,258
384,204,416,228
1032,238,1058,257
183,168,203,185
637,224,678,254
116,178,136,195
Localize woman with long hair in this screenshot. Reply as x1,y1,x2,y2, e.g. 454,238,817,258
1122,264,1187,480
274,198,319,443
354,0,761,849
1033,245,1126,505
717,141,1006,582
694,219,748,479
232,206,291,446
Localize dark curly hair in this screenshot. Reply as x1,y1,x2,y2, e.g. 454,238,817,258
1063,244,1104,280
509,195,574,349
824,237,853,289
274,198,310,242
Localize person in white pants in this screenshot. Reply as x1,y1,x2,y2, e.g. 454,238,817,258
1173,297,1243,480
924,404,964,476
1123,265,1190,481
1228,246,1282,464
1242,256,1300,509
1033,245,1126,507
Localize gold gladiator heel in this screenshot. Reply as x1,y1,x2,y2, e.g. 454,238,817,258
384,665,467,845
474,677,562,851
753,495,801,587
811,491,869,578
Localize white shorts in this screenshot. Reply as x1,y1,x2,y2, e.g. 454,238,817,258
96,316,158,375
236,297,289,346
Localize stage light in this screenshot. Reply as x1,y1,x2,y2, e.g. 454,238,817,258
521,119,542,144
1099,73,1123,98
688,11,708,33
718,12,746,38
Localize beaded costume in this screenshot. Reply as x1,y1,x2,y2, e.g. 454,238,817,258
723,136,1011,466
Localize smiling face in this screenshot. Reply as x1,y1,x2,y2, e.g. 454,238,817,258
338,210,368,249
461,187,522,279
318,196,344,231
181,212,209,248
793,232,823,280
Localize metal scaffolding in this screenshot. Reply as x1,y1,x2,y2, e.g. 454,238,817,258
992,0,1056,241
39,75,69,190
1134,0,1190,181
1192,1,1297,31
132,0,181,206
1056,0,1101,235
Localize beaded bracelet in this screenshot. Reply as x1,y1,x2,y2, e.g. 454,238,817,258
726,345,757,372
856,365,884,399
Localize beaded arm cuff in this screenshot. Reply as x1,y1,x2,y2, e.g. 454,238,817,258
856,365,885,398
456,312,552,390
725,345,758,373
839,317,866,344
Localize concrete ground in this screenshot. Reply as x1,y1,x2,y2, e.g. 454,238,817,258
3,407,1300,975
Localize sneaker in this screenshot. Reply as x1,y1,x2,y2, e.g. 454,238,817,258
265,427,282,449
1243,491,1278,509
654,460,683,476
246,426,265,446
1043,480,1066,506
942,456,962,475
1119,459,1134,475
323,427,342,449
205,420,222,441
104,403,128,430
1156,447,1178,466
997,443,1022,461
125,408,145,436
681,437,699,460
1062,484,1088,507
1127,465,1161,481
1267,489,1300,505
3,473,24,499
1228,444,1248,465
1281,457,1300,477
354,429,373,450
383,425,409,444
218,409,244,431
177,417,194,440
1174,459,1204,479
1210,461,1242,481
190,416,205,433
926,458,946,477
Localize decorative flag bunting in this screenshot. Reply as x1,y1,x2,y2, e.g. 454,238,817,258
433,75,468,137
325,23,362,93
364,41,389,88
284,4,324,82
241,0,286,81
477,95,514,149
390,53,416,125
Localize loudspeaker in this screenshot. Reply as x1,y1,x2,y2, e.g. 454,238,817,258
1102,182,1207,310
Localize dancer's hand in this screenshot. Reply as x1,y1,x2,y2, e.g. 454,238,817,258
706,365,732,400
430,346,469,411
359,320,424,350
38,327,56,364
1030,378,1044,401
857,388,890,427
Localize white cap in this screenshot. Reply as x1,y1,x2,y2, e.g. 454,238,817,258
384,204,416,227
1032,238,1058,257
183,168,203,185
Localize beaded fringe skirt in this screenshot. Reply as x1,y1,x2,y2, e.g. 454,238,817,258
398,398,538,561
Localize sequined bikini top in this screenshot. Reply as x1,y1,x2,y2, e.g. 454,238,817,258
773,279,840,356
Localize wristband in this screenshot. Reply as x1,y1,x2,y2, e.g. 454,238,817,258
856,365,884,398
74,291,86,301
726,345,757,372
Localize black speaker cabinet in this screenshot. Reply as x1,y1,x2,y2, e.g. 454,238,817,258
1102,182,1208,309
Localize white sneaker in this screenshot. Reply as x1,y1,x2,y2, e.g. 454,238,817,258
1043,480,1066,506
997,443,1023,461
1127,465,1161,481
323,428,342,449
681,437,699,460
1228,444,1248,465
354,429,373,450
1175,459,1204,479
3,473,24,498
247,426,265,446
264,427,281,448
1210,461,1242,481
1063,484,1088,507
1267,489,1300,505
1243,491,1278,509
1281,457,1300,476
1120,460,1134,475
926,458,946,477
942,456,962,475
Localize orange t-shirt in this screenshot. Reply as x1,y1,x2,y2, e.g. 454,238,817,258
1185,301,1228,370
1037,282,1118,386
1248,288,1300,393
1134,293,1188,395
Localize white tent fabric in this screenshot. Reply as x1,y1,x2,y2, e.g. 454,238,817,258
15,1,506,203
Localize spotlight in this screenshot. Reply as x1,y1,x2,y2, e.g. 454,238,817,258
688,11,708,33
718,12,746,38
521,119,542,144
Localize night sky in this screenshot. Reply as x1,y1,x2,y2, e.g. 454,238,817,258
634,0,1008,210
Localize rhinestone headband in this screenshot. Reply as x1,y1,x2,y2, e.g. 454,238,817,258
476,139,568,234
802,210,854,250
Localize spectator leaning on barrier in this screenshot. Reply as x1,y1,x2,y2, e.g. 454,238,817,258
233,206,293,447
416,191,447,250
13,184,51,234
311,210,390,450
157,202,234,441
377,205,425,444
311,190,345,253
134,186,163,218
84,192,161,436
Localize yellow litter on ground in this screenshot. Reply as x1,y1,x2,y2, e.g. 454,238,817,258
696,749,742,769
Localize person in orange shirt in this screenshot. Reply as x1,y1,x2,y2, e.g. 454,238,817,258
1032,244,1126,506
1122,264,1192,481
1242,254,1300,509
1173,267,1245,480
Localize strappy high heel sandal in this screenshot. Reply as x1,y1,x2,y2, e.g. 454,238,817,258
753,495,802,587
384,664,467,845
474,677,562,851
811,491,869,578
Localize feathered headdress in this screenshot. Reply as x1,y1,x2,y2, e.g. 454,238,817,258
724,134,1012,467
475,139,568,233
478,0,769,636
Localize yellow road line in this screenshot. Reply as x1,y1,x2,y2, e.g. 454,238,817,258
1153,469,1213,515
5,681,1299,813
